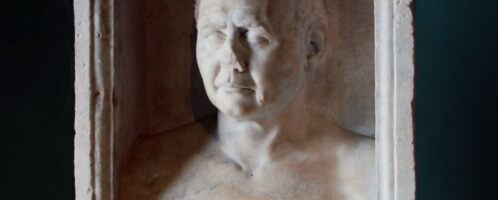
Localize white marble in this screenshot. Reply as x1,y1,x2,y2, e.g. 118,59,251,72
74,0,415,199
120,0,375,199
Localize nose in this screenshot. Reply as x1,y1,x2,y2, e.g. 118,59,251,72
221,28,247,73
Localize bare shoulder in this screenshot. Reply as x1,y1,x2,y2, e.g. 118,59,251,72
308,115,376,199
119,117,225,199
124,116,219,171
336,134,375,177
344,134,375,161
308,114,374,151
335,134,376,199
307,114,375,178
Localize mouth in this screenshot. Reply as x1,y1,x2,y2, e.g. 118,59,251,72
219,85,254,93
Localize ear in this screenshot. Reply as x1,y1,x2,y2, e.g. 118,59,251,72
305,22,326,68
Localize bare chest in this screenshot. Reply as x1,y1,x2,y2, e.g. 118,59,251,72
120,139,374,200
152,155,366,200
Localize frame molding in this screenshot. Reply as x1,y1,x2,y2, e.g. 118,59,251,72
74,0,416,199
375,0,416,199
74,0,115,199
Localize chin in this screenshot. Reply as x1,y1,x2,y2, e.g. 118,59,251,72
213,90,253,114
216,100,265,120
219,104,255,118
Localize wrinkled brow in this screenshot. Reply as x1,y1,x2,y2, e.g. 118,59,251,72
197,7,271,32
197,15,225,31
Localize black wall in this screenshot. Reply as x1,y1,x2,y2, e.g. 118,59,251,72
416,0,498,199
0,0,497,199
0,0,75,199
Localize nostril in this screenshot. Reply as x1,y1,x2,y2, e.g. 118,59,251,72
239,28,249,40
234,63,245,73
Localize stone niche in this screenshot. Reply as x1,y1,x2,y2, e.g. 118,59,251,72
74,0,415,199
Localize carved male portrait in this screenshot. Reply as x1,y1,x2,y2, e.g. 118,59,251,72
120,0,375,199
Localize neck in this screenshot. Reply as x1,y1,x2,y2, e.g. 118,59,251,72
217,91,310,173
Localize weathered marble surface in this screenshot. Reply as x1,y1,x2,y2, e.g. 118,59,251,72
74,0,416,199
120,0,375,199
120,118,374,200
145,0,375,137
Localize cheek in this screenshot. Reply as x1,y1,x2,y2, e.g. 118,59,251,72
196,39,219,63
271,64,302,97
196,45,221,91
254,49,302,86
252,49,304,102
271,44,305,86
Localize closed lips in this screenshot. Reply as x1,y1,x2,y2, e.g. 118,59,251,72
220,85,254,92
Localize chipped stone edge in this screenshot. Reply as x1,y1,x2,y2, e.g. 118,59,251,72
375,0,416,199
74,0,115,199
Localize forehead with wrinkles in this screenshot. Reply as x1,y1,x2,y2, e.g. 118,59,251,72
196,0,296,33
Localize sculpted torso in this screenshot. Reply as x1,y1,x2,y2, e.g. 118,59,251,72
121,0,375,199
121,117,374,200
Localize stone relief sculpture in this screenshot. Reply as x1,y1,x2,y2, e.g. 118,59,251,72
120,0,375,199
74,0,417,198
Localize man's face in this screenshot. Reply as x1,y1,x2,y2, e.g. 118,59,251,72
196,0,306,120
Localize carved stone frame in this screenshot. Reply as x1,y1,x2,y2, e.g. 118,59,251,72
73,0,415,199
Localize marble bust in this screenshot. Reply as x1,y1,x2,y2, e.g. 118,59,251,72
120,0,375,199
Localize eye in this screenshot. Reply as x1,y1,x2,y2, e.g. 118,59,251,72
248,34,271,47
215,31,226,39
206,31,226,43
242,28,272,47
255,36,271,46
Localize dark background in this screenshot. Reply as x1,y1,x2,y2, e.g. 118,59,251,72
0,0,497,199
